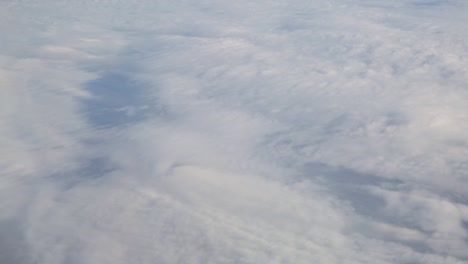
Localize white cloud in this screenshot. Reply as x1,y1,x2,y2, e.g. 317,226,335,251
2,0,468,263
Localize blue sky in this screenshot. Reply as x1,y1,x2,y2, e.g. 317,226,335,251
1,0,468,263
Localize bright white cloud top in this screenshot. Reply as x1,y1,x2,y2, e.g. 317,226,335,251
1,0,468,263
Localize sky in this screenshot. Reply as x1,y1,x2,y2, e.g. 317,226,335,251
1,0,468,263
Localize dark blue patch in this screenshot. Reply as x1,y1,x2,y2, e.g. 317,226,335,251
303,162,401,218
82,72,149,128
302,162,438,254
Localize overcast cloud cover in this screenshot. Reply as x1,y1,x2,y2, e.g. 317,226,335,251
2,0,468,263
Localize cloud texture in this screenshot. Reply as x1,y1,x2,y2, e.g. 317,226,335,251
2,0,468,263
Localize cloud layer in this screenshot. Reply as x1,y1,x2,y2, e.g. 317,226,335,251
2,0,468,263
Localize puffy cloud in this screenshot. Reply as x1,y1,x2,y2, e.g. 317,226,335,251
1,0,468,263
